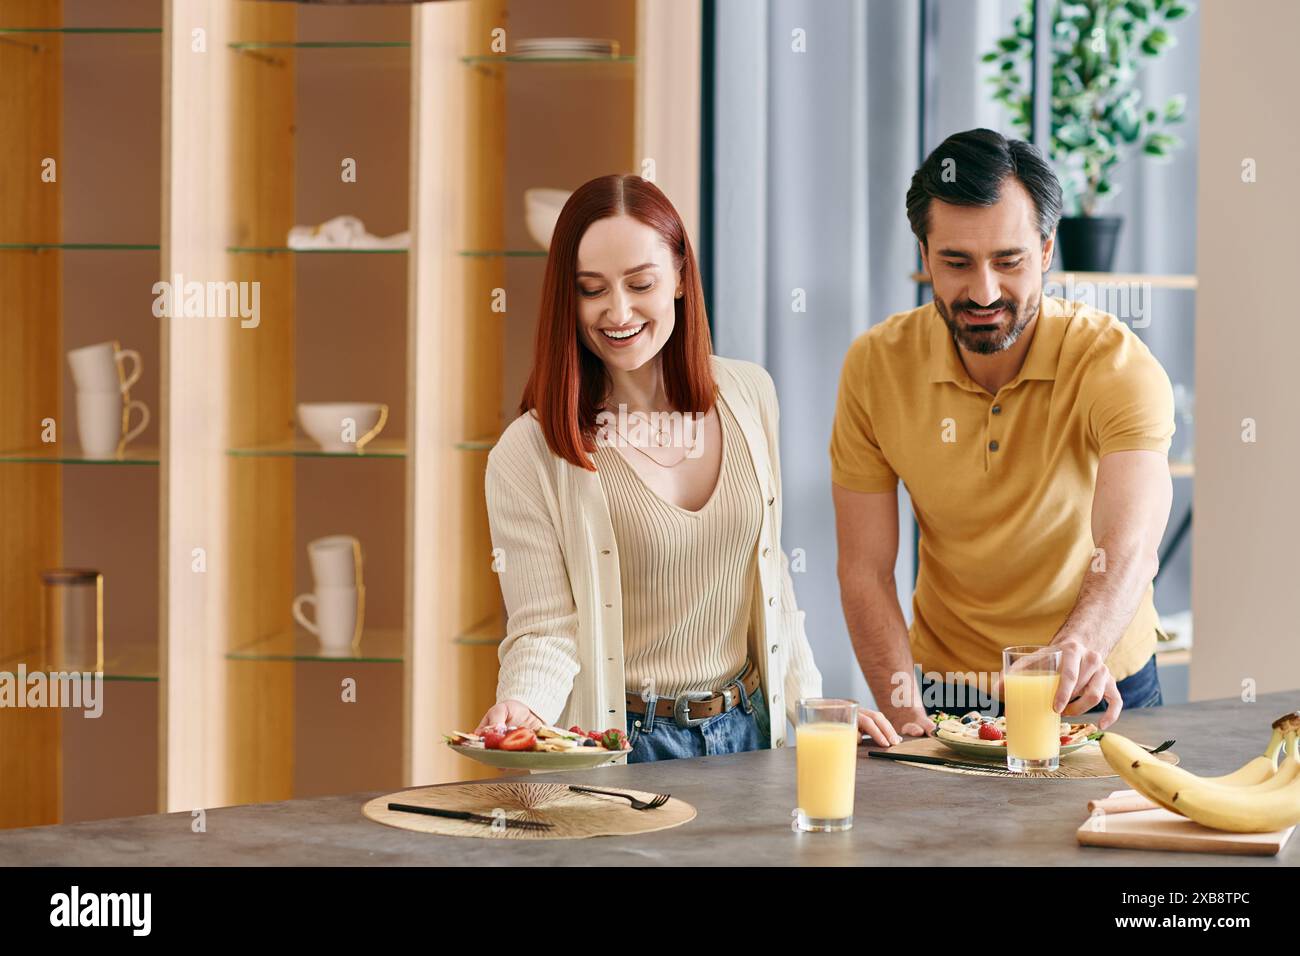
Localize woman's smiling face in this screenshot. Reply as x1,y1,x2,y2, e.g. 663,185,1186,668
574,214,681,373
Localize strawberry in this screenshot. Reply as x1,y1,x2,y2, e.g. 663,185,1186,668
600,728,629,751
978,723,1004,741
498,728,537,752
1060,734,1072,745
482,728,507,750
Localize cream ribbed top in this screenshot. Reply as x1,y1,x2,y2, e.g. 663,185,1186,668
485,355,823,740
592,395,762,699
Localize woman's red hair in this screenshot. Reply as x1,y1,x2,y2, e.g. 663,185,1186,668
520,174,715,471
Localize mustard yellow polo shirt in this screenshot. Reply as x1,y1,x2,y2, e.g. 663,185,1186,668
830,295,1174,685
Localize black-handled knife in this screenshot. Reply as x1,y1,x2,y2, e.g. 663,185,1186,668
867,750,1021,775
387,802,554,830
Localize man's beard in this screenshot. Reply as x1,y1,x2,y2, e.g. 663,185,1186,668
934,290,1039,355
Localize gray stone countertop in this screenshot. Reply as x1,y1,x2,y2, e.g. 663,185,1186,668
1,690,1297,866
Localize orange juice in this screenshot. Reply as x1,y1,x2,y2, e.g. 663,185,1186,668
1003,671,1062,762
796,722,858,821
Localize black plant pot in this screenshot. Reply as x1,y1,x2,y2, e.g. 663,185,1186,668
1056,216,1123,273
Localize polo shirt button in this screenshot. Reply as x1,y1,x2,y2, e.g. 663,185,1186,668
762,546,771,558
766,496,775,507
770,644,779,654
600,549,611,556
768,596,776,607
991,404,1002,415
989,439,1000,452
775,738,785,748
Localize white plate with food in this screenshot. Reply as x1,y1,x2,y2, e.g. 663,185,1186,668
932,711,1100,760
444,723,632,770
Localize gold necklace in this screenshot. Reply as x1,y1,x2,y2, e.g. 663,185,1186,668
605,409,702,469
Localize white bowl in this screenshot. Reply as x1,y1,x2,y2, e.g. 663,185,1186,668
524,187,572,250
298,402,387,453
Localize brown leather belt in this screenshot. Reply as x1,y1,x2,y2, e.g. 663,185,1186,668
624,659,761,728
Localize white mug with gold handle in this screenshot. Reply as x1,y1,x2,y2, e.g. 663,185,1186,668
76,391,149,458
292,585,363,652
67,341,142,394
121,398,150,447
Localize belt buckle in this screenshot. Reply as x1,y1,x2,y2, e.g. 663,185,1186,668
673,691,714,729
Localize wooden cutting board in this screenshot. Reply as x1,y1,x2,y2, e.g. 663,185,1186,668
1077,790,1296,856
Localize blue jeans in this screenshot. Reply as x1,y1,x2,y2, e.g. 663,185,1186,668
625,670,771,763
920,653,1164,717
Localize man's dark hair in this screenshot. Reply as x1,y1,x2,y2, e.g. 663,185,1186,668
906,128,1062,247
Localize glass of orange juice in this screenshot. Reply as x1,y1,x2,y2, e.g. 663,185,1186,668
1001,646,1063,772
795,698,859,832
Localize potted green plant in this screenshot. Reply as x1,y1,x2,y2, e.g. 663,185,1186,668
985,0,1193,272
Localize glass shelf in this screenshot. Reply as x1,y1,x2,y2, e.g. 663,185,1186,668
228,619,508,659
460,54,635,65
0,27,161,35
102,644,160,682
458,249,546,258
0,446,159,465
0,242,160,251
452,617,505,647
226,438,496,457
454,436,498,452
227,245,407,255
228,628,404,664
0,644,159,683
227,438,406,459
229,40,410,50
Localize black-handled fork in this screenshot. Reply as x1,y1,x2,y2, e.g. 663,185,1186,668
568,785,670,810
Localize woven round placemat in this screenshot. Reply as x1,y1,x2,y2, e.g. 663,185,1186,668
363,782,696,840
882,736,1179,778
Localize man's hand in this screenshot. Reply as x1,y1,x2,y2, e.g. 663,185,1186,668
1043,450,1171,730
895,708,937,738
1051,638,1122,728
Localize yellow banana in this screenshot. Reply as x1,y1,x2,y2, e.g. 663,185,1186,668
1099,728,1286,814
1167,744,1300,833
1132,732,1300,814
1209,727,1287,785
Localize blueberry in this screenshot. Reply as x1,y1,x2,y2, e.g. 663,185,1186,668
582,738,597,747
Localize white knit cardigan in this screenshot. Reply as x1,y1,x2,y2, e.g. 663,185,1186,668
484,355,823,755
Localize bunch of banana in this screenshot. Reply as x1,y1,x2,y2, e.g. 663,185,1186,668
1099,711,1300,833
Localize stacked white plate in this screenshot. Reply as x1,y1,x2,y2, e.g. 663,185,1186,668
513,37,620,60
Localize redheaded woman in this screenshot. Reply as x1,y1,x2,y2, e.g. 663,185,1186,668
475,174,900,762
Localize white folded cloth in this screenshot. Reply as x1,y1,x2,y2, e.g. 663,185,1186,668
287,215,409,250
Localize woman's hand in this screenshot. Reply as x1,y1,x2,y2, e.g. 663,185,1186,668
474,699,545,735
857,708,905,746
